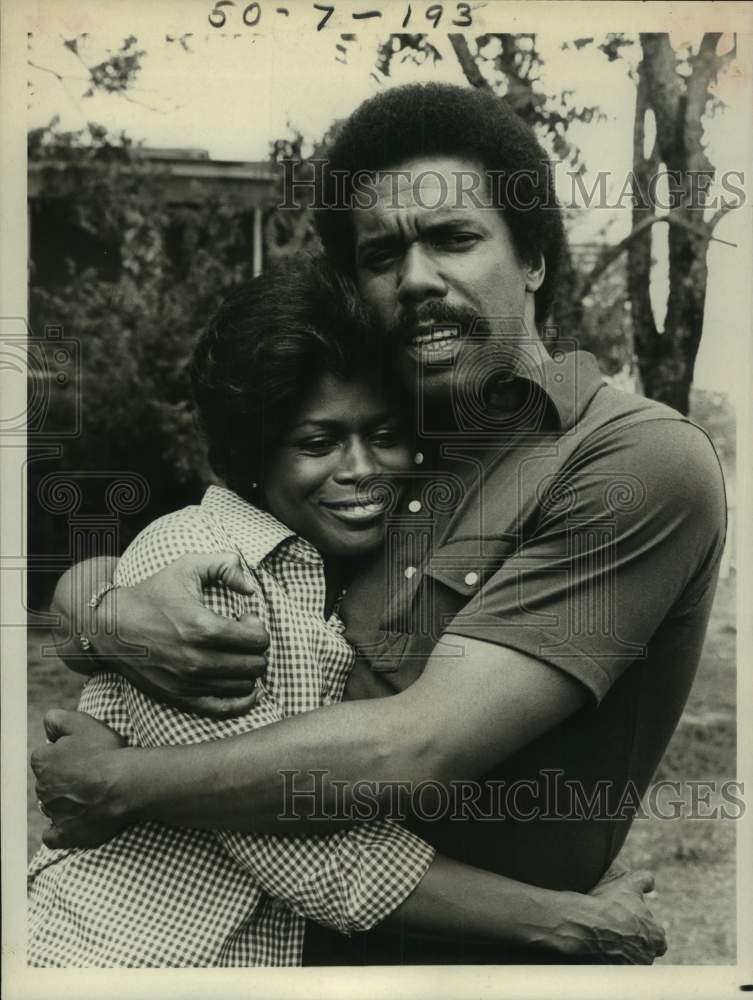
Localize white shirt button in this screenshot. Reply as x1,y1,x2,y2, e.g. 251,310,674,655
464,571,479,587
404,566,417,579
414,451,424,465
408,500,422,513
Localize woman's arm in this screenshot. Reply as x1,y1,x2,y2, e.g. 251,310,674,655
388,857,665,963
49,556,119,676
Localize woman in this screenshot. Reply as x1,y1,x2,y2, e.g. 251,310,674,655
30,257,665,966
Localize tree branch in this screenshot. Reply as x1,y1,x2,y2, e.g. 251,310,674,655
706,200,737,234
448,35,489,89
577,211,736,300
28,59,88,83
577,215,660,299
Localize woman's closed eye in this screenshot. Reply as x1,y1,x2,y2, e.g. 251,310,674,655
370,427,405,449
296,436,339,456
361,247,400,272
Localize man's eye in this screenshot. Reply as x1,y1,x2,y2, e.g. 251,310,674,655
436,232,479,249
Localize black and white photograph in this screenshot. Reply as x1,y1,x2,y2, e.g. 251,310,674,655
1,0,752,997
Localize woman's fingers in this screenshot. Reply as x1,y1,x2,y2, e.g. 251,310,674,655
43,708,127,748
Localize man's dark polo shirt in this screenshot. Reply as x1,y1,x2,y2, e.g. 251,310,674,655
304,351,726,965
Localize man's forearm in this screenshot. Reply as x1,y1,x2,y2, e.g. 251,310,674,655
113,698,405,834
110,638,583,835
49,556,119,676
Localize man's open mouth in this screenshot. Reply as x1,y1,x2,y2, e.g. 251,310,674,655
406,324,462,362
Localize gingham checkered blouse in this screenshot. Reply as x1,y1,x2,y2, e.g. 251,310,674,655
28,486,435,967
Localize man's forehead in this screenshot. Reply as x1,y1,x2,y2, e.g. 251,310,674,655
365,157,490,206
352,158,496,235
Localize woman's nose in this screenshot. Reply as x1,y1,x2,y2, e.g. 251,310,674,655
334,440,377,481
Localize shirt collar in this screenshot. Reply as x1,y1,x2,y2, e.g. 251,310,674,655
513,348,604,432
201,485,301,569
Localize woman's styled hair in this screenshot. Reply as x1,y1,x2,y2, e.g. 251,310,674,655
314,82,566,325
190,255,401,499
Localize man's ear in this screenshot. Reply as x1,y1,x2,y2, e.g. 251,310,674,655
525,255,546,292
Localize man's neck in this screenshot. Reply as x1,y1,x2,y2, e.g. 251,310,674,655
418,336,551,439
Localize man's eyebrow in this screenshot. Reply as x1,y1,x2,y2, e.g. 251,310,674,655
419,217,488,236
356,214,488,252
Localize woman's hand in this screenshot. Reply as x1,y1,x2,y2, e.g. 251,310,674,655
548,869,667,964
55,553,270,718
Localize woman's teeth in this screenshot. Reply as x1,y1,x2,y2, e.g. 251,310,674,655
320,500,386,522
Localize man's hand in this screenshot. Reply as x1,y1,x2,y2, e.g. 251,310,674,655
94,553,269,717
551,869,667,964
32,709,134,849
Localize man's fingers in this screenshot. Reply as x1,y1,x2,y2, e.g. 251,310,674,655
596,858,631,885
626,870,655,895
177,673,262,695
182,552,259,597
182,652,267,684
188,607,269,656
654,925,668,957
167,691,262,720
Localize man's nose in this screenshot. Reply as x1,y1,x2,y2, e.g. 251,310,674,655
397,244,446,305
334,439,377,482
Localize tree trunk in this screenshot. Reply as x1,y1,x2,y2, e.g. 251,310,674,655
630,33,724,415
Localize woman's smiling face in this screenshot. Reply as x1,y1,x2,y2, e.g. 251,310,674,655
262,372,412,559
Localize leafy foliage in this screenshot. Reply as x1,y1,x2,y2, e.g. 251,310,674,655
28,121,262,600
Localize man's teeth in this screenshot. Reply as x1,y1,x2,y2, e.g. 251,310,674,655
411,327,460,346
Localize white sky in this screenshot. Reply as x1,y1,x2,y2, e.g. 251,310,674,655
25,10,751,396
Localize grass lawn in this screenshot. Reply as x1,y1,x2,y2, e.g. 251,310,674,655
26,574,737,965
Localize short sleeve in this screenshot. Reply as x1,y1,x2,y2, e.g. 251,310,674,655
443,418,726,702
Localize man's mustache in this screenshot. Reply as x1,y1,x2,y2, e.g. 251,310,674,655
386,302,480,343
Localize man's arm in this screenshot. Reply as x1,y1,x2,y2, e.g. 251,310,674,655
32,713,665,964
48,553,268,714
34,637,586,835
35,418,724,836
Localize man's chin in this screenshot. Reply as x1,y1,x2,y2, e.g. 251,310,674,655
398,366,457,412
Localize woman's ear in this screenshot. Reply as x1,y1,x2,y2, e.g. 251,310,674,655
525,255,546,293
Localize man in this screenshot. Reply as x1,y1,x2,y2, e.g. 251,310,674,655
33,83,725,964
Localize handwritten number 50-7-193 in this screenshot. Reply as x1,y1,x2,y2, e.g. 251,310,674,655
208,2,473,30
